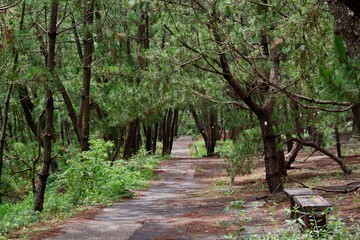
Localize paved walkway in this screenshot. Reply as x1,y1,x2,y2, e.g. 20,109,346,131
170,136,192,158
47,136,227,240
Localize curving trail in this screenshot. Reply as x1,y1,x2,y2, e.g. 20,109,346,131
46,136,229,240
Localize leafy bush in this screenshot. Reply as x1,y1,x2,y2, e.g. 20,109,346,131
222,128,262,183
0,175,16,203
0,139,164,236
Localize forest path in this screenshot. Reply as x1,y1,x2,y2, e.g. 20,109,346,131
46,136,229,240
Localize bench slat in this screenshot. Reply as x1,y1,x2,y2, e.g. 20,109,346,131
284,188,314,197
293,195,332,212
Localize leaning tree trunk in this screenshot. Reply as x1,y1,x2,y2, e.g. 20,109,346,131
34,0,58,212
289,138,351,174
189,105,208,148
285,142,302,169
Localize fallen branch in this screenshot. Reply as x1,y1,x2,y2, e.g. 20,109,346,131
287,176,360,193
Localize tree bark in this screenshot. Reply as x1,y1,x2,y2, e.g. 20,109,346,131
78,0,95,151
122,119,140,159
334,124,342,158
258,113,286,193
285,141,302,169
162,109,173,155
169,108,179,152
206,109,218,157
144,124,153,153
351,103,360,134
34,0,58,212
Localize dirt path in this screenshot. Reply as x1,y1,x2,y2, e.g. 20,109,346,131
45,136,230,240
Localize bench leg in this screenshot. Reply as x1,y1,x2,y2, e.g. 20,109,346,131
303,213,310,229
302,213,327,231
309,214,327,230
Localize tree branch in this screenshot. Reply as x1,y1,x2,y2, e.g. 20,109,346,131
286,138,352,174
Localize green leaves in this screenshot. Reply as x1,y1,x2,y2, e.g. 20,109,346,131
334,35,348,64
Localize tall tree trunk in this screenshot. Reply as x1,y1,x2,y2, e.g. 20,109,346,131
162,109,173,155
334,124,342,158
34,0,58,212
258,113,286,193
144,124,153,153
110,127,126,164
206,109,218,157
285,100,303,168
351,103,360,134
78,0,95,151
122,119,140,159
169,108,179,152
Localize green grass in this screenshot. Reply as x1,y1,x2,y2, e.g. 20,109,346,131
190,138,233,157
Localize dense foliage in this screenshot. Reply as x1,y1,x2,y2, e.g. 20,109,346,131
0,0,359,237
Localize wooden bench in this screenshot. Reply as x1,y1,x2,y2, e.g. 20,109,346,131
293,195,332,230
284,188,315,219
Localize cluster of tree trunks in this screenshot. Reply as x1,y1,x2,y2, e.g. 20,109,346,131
190,105,219,157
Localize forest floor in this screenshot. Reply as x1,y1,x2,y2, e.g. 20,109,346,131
12,136,360,239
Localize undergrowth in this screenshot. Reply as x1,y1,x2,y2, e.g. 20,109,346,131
0,139,165,236
223,200,360,240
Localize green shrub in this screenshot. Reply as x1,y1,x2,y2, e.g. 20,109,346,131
222,128,262,183
1,139,164,235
